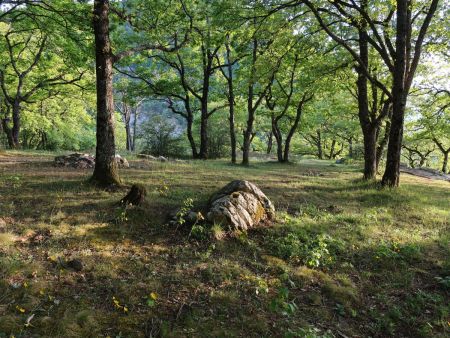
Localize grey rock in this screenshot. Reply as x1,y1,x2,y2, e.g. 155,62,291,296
115,154,129,168
207,180,275,231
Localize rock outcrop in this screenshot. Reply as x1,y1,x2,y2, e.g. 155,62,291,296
207,180,275,231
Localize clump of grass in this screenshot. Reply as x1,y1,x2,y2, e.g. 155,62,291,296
0,232,16,248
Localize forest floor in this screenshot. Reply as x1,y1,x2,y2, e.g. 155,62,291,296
0,151,449,338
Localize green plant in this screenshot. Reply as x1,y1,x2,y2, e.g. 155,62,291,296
284,327,335,338
270,232,335,268
270,286,297,316
114,204,129,224
189,224,209,241
435,276,450,289
174,198,194,226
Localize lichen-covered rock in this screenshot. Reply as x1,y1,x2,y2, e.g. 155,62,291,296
54,153,95,169
115,154,129,168
54,153,129,169
207,180,275,231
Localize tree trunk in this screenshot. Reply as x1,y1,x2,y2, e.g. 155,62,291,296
186,115,198,158
242,121,253,166
283,96,308,162
125,121,132,151
382,0,408,187
272,120,283,162
1,118,14,148
328,139,337,159
356,21,378,180
11,100,20,148
228,90,236,164
348,137,353,158
132,108,138,152
442,152,449,174
199,99,208,159
362,126,378,179
376,116,391,171
225,40,236,164
317,131,323,159
91,0,120,186
266,131,273,155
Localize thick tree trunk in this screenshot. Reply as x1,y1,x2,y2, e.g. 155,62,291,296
91,0,120,186
1,118,14,148
382,0,408,187
356,23,378,180
362,126,378,179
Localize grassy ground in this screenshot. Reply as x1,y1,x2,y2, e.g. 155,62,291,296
0,151,449,338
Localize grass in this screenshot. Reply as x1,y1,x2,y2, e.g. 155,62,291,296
0,151,449,337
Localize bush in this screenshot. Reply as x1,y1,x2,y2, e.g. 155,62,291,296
138,115,187,157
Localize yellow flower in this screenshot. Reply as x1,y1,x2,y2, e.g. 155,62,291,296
16,305,25,313
150,292,158,300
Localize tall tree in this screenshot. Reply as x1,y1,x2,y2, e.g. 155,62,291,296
91,0,120,185
301,0,441,186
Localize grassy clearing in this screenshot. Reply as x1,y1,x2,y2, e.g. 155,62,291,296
0,152,449,337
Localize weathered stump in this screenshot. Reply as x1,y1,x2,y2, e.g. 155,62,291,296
120,184,146,205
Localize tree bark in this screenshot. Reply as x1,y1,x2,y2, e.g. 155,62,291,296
242,37,258,166
376,112,392,171
382,0,408,187
186,114,198,158
225,40,237,163
266,131,273,155
91,0,120,186
348,137,353,158
443,153,449,174
1,118,14,148
317,131,323,160
11,100,20,148
356,22,379,180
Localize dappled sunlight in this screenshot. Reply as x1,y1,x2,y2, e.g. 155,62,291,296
0,155,449,337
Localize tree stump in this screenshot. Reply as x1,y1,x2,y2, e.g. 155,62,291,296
120,184,146,206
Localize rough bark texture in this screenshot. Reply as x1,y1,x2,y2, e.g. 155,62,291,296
91,0,120,186
382,0,408,187
121,184,146,206
224,40,237,164
207,180,275,231
376,115,392,171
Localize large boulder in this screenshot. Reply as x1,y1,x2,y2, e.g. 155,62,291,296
207,180,275,231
